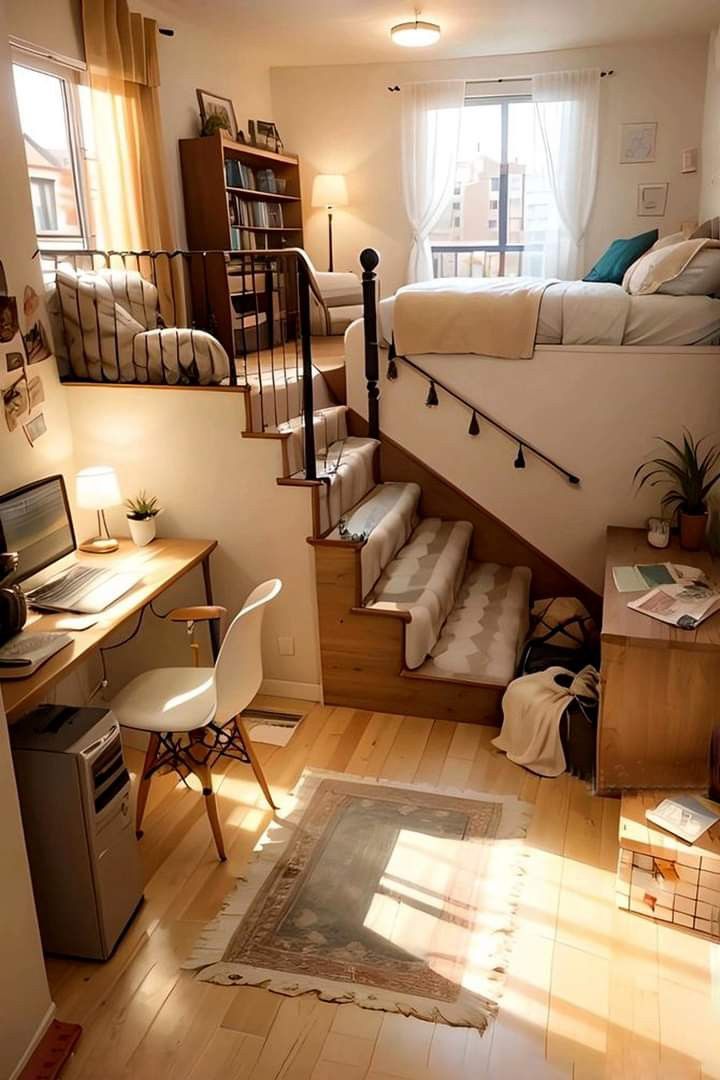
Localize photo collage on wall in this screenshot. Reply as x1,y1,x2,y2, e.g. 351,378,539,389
0,255,53,447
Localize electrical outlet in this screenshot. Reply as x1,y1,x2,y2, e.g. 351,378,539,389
278,636,295,656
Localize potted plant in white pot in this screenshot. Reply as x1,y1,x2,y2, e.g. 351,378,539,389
634,432,720,551
125,491,161,547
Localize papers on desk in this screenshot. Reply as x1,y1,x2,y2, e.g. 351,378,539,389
628,580,720,630
647,795,720,844
612,562,703,593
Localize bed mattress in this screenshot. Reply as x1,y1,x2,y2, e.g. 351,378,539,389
379,279,720,349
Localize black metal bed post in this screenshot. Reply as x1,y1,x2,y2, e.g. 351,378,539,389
360,248,380,440
297,253,317,481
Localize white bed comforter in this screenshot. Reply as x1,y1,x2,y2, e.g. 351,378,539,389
380,278,720,350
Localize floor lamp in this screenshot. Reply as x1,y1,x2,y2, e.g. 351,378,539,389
311,174,348,272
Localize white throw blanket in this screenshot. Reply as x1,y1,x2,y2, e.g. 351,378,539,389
493,665,599,777
393,277,556,359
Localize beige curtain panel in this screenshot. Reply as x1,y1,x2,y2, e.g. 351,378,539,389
82,0,174,251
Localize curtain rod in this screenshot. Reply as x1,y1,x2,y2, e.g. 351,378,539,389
387,70,614,91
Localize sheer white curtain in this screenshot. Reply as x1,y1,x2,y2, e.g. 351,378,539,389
401,80,465,283
532,69,601,279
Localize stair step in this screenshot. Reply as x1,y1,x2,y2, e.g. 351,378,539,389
245,365,333,430
327,482,421,597
415,562,532,687
280,405,348,475
311,436,379,534
366,517,473,669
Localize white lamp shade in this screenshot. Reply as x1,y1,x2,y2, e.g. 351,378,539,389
390,19,441,46
311,174,349,208
75,466,121,510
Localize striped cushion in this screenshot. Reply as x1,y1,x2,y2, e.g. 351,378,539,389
367,518,473,669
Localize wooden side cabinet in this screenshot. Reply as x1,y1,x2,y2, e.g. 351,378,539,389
596,527,720,795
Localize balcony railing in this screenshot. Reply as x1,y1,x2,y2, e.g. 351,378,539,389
431,243,546,279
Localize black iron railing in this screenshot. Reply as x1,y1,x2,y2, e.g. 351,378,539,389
359,246,580,486
40,247,320,479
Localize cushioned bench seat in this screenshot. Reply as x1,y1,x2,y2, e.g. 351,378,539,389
366,517,473,669
416,562,532,686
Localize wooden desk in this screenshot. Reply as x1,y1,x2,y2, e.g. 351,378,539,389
597,526,720,794
1,538,217,725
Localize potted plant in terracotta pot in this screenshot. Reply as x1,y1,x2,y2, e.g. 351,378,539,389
634,432,720,551
125,491,161,547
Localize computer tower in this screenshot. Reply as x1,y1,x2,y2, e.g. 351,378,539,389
11,704,144,960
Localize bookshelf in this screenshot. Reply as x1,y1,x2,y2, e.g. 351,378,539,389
179,133,305,365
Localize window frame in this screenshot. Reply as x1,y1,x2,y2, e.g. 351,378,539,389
432,92,532,278
11,48,93,249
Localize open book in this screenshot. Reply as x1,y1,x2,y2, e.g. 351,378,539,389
628,580,720,629
646,795,720,844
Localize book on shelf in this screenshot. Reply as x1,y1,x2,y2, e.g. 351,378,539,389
225,160,257,190
230,226,257,251
646,794,720,844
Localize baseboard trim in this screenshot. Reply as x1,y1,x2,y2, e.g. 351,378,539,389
260,679,322,702
11,1002,56,1080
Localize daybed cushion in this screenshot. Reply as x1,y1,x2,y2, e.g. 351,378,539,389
584,229,658,285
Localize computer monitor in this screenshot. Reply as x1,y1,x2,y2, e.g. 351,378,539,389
0,475,76,586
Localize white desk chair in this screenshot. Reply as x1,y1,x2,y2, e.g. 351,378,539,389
111,578,282,861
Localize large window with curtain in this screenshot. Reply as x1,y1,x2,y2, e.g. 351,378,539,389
431,88,559,279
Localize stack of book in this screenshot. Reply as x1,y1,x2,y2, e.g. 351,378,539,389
225,160,257,189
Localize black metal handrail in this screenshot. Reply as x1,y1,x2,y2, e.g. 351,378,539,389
359,246,580,486
40,246,319,480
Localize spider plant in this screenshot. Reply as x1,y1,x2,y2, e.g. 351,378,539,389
634,431,720,519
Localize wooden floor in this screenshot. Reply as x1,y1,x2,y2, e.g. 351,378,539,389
49,699,720,1080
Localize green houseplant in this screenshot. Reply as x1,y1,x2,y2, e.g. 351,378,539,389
125,491,161,548
634,432,720,551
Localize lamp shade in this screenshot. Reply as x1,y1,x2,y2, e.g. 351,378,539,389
390,19,441,46
311,174,349,208
75,466,121,510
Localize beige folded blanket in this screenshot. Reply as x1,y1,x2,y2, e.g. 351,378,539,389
393,277,556,360
493,665,599,777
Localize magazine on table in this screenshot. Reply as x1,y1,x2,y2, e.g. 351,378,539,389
628,579,720,629
612,561,704,593
646,795,720,844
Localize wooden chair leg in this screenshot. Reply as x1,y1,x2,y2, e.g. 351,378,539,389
195,760,226,862
135,733,160,839
235,716,278,811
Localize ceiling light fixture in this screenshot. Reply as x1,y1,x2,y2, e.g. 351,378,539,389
390,14,441,47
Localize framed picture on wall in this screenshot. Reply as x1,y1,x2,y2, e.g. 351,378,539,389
620,122,657,164
637,182,669,217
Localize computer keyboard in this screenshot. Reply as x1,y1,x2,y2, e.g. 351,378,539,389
28,566,114,607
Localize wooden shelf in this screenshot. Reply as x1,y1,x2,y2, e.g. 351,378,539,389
220,136,299,166
226,186,299,202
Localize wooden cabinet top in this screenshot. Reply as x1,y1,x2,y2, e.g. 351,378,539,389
602,525,720,649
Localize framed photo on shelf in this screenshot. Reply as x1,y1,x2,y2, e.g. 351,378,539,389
637,182,669,217
196,89,238,138
249,119,284,153
620,122,657,164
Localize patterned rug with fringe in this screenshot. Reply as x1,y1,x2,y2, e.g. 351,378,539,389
184,769,531,1032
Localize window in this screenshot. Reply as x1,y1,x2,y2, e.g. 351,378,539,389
12,60,91,247
431,92,559,278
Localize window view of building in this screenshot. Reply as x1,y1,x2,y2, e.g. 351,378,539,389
432,98,558,278
13,64,86,243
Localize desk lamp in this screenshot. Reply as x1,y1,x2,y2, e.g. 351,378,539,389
75,466,121,553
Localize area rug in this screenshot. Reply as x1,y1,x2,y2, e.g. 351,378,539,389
243,708,304,747
184,769,532,1032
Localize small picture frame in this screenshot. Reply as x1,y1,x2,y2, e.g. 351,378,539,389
620,122,657,164
196,89,238,139
249,119,283,154
637,182,669,217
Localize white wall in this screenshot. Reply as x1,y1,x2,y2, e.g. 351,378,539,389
346,323,720,591
65,386,322,698
700,28,720,218
0,13,55,1076
5,0,274,247
272,36,708,296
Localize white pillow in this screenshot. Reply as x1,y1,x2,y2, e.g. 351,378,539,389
658,249,720,296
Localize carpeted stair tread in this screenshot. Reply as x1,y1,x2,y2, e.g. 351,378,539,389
415,562,531,687
307,436,379,534
366,517,473,669
245,365,334,430
280,405,348,475
328,482,421,597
